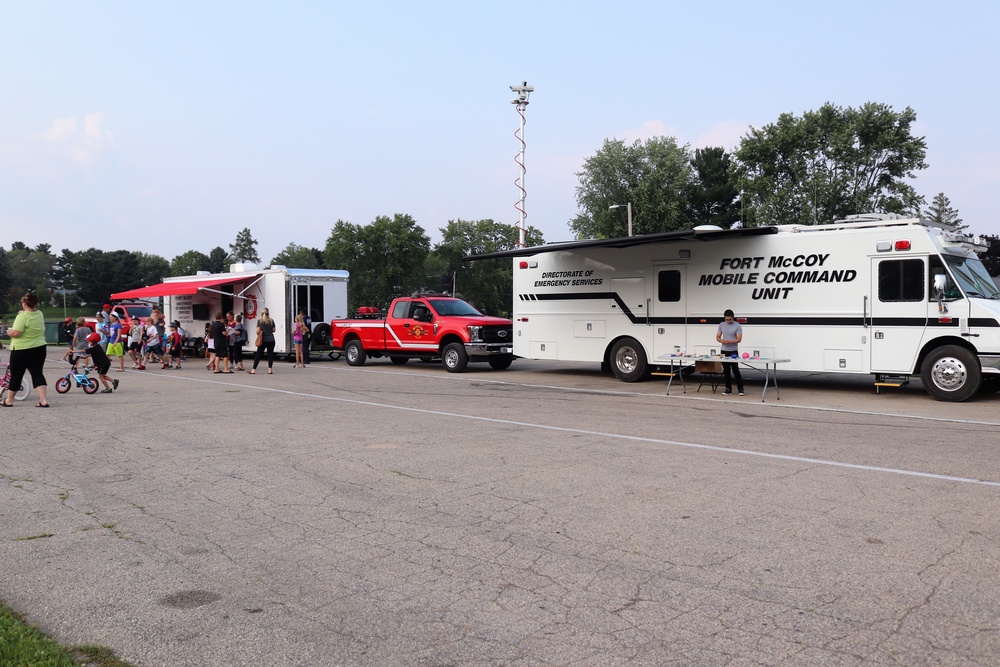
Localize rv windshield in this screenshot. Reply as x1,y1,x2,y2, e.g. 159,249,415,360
943,255,1000,299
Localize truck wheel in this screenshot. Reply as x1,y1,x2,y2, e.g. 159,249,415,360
389,356,409,365
442,342,469,373
609,337,648,382
920,345,980,402
488,356,513,370
345,340,367,367
312,323,332,348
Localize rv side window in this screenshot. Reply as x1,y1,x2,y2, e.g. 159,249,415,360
878,259,924,302
657,270,681,302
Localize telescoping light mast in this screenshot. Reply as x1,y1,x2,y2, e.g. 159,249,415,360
510,81,534,247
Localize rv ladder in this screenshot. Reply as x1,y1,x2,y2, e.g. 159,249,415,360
874,374,911,394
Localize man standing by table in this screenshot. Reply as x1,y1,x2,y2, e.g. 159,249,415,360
716,309,745,396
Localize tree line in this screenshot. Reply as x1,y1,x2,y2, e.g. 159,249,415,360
0,218,542,321
3,100,996,321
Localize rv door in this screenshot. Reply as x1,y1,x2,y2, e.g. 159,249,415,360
649,264,688,361
869,256,928,373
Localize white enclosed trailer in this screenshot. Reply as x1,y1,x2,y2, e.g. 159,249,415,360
465,215,1000,401
113,265,348,357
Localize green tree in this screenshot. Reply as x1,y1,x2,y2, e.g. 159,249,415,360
736,102,928,226
136,252,170,287
170,250,213,276
570,136,692,239
431,219,544,317
50,249,81,308
0,247,12,316
923,192,965,231
271,243,322,269
687,147,740,229
979,235,1000,277
229,228,260,264
71,249,142,305
687,147,740,228
208,247,229,273
6,243,56,298
324,214,430,313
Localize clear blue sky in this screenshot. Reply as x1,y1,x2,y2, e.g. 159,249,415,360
2,1,998,265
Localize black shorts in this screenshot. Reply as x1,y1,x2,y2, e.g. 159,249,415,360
97,360,111,375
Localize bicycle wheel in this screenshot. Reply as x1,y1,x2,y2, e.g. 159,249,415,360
82,378,99,395
55,377,72,394
14,378,31,401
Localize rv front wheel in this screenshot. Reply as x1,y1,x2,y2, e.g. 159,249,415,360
345,340,367,367
920,345,980,402
610,337,648,382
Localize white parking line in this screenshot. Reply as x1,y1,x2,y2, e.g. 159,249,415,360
159,371,1000,489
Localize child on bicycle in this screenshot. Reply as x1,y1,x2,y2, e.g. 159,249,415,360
81,333,118,394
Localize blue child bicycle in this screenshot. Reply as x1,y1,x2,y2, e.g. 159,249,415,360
55,365,99,394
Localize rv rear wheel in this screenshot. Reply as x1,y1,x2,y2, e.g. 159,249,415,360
345,340,367,367
610,337,648,382
920,345,980,402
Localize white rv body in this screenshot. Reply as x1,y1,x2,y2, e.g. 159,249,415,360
488,216,1000,401
162,265,348,356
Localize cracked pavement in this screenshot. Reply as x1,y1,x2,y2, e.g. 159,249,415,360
2,359,999,666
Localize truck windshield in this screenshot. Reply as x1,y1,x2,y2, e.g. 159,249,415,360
428,299,483,316
943,255,1000,299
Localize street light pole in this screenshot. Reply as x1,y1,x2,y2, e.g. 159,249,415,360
609,202,633,236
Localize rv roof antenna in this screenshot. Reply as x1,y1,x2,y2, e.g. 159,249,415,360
511,81,534,247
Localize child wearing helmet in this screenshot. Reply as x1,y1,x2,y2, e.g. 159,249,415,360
82,332,118,394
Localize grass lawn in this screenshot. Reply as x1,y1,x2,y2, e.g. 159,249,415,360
0,600,136,667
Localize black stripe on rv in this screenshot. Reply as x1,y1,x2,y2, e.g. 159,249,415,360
519,293,1000,328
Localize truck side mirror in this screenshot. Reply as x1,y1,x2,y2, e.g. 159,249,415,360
933,274,947,294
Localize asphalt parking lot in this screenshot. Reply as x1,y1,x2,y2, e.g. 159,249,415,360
3,356,1000,666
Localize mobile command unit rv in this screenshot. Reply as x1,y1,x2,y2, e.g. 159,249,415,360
113,265,348,357
465,215,1000,402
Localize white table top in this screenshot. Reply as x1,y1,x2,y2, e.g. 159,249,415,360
656,355,791,364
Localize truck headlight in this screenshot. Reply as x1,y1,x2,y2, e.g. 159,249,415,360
467,325,483,342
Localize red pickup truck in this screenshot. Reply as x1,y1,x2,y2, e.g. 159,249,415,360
331,296,514,372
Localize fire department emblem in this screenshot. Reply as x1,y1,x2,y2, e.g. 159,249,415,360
410,325,427,338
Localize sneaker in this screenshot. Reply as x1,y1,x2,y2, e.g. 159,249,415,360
162,364,169,369
101,388,113,394
112,379,119,391
738,390,746,396
137,365,146,370
722,390,733,395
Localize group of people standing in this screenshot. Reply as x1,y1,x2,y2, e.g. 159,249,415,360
2,298,317,407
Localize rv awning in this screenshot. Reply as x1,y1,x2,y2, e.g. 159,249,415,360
111,275,258,300
463,226,779,261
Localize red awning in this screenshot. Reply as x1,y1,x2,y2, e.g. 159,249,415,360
111,275,256,300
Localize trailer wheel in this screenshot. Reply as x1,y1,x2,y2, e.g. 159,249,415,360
920,345,980,402
442,342,469,373
389,356,409,365
610,337,648,382
312,323,332,348
345,339,367,367
488,356,514,370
